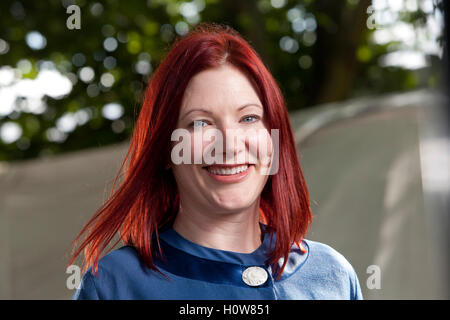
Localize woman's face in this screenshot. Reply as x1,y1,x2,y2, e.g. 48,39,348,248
170,64,273,214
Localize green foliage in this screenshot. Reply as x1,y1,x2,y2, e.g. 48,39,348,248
0,0,444,161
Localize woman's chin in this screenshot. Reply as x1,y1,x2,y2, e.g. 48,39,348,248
210,195,255,213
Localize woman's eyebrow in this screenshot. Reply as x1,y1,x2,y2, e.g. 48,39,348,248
237,103,263,111
181,103,262,120
181,108,213,120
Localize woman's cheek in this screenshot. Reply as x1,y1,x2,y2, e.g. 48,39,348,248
256,129,273,170
190,132,206,164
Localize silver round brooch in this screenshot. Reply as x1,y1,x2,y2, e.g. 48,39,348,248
242,266,268,287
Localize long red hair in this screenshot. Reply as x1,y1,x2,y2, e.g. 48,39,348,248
68,22,313,280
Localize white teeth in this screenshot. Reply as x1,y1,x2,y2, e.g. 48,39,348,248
206,165,249,175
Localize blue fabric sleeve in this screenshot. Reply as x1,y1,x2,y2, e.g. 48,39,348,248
351,268,364,300
72,271,100,300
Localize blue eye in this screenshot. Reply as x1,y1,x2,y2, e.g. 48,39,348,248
191,120,208,128
242,115,259,123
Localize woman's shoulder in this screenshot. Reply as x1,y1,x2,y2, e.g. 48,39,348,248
72,245,151,300
96,245,141,271
301,239,358,277
299,239,363,299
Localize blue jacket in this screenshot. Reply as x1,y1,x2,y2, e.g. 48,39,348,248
72,223,363,300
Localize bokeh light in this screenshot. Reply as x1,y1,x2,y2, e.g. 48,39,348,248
0,121,22,144
102,102,124,120
25,31,47,50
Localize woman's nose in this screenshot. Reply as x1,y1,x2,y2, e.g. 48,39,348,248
218,124,247,163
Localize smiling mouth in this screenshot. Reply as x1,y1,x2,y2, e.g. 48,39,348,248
202,164,253,176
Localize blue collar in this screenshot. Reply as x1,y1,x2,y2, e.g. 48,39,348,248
158,222,274,266
153,223,309,287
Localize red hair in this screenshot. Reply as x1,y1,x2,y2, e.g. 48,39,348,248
68,22,313,280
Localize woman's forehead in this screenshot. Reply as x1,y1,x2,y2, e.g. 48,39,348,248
181,66,261,109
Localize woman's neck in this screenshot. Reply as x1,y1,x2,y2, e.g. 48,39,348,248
172,202,262,253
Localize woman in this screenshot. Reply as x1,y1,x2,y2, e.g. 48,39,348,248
69,23,363,300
